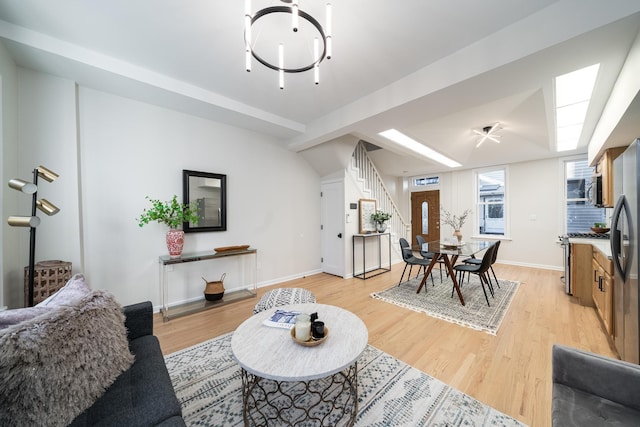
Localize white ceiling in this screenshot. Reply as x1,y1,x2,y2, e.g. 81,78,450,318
0,0,639,177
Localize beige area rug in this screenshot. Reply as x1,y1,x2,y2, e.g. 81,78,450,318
165,332,527,426
370,274,520,335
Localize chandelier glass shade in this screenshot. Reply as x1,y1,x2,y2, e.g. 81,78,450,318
245,0,332,88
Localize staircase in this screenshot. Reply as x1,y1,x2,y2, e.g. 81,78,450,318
350,141,410,243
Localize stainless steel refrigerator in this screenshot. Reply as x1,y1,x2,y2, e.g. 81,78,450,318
611,138,640,364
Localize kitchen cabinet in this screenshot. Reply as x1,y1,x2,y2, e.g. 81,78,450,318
592,246,614,336
570,243,595,307
594,147,625,208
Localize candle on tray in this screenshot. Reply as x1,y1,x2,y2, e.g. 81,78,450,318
295,314,311,341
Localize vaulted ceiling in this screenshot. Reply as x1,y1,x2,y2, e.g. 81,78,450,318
0,1,639,176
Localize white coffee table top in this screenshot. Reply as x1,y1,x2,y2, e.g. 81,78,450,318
231,303,368,381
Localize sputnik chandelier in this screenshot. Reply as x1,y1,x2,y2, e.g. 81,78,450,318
473,122,503,148
244,0,332,89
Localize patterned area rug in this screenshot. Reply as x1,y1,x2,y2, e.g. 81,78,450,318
371,274,520,335
165,333,526,426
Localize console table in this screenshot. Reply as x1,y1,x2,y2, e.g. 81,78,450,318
159,248,257,321
231,303,368,426
352,233,391,279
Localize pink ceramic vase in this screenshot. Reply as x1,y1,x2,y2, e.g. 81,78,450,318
453,229,463,243
166,229,185,258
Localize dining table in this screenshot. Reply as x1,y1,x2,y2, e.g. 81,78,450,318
413,239,494,306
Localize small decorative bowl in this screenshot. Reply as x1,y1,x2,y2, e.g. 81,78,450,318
442,241,464,249
591,227,610,234
290,326,329,347
214,245,250,253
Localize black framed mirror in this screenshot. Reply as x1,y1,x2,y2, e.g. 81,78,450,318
183,169,227,233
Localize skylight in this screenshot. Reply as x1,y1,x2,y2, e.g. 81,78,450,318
378,129,461,168
555,64,600,152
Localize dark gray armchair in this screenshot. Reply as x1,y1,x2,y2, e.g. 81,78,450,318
552,344,640,426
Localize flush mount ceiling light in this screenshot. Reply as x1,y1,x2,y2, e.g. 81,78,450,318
473,122,502,148
379,129,461,168
245,0,332,89
555,63,600,152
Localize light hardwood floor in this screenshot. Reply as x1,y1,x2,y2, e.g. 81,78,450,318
154,263,618,427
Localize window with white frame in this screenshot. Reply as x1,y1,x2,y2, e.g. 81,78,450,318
413,176,439,187
564,158,604,232
475,167,507,236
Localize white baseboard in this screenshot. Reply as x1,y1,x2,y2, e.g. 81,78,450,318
495,260,563,272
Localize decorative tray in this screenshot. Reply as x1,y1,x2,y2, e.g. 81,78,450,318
214,245,250,253
441,241,465,248
290,326,329,347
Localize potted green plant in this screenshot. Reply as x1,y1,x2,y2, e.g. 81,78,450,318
137,195,200,258
591,222,610,233
371,210,392,232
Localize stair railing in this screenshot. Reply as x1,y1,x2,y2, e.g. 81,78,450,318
351,141,410,242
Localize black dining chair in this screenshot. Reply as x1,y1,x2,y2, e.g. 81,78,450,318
462,240,501,289
398,238,432,286
416,235,443,283
453,243,496,306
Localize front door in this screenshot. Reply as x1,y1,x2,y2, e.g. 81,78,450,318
411,190,440,246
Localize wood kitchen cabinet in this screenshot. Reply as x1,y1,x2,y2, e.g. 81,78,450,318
592,246,614,336
571,243,595,307
594,147,625,208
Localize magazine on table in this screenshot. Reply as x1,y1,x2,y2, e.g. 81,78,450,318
262,309,301,329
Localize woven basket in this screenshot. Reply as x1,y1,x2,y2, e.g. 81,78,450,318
24,260,72,305
202,273,226,301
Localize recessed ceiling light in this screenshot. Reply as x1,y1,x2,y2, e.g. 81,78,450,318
555,64,600,152
378,129,461,168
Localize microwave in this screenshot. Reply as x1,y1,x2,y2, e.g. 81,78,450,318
590,174,603,207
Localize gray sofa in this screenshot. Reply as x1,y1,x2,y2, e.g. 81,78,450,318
70,301,186,426
552,343,640,426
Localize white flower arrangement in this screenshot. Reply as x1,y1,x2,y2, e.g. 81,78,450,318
441,207,472,230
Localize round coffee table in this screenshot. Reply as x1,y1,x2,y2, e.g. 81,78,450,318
231,303,368,426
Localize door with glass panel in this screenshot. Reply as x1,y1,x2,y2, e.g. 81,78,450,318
411,191,440,246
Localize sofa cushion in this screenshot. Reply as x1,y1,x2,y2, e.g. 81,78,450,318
0,289,134,427
37,272,92,307
0,306,51,330
553,383,640,426
0,274,92,330
69,335,183,426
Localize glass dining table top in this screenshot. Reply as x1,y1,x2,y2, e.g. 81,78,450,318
413,239,493,257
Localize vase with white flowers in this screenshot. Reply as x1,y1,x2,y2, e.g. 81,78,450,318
441,207,472,243
137,195,200,258
371,210,392,233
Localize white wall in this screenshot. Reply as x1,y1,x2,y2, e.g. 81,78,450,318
2,68,322,308
430,157,564,270
0,41,19,309
17,70,83,274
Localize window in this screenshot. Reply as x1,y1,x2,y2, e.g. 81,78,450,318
475,168,506,236
565,158,604,233
413,176,439,187
421,201,429,234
